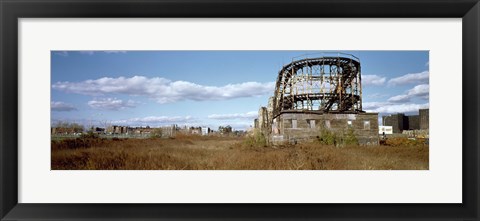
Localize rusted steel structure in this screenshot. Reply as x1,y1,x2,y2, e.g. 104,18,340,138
272,53,363,118
256,53,379,145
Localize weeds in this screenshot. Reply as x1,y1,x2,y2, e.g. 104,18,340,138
244,129,267,148
51,135,429,170
343,128,359,146
318,129,337,145
318,128,358,146
150,128,163,138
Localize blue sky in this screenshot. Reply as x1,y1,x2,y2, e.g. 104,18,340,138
51,51,429,130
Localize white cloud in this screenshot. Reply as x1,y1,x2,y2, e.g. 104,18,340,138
362,102,389,110
220,122,254,131
365,93,388,99
364,101,429,114
388,71,429,85
104,51,127,54
53,76,275,104
361,84,429,114
87,98,136,110
51,101,76,112
387,94,410,103
79,51,95,55
80,51,127,55
112,116,195,125
55,51,125,56
208,111,258,120
54,51,68,57
362,75,386,86
406,84,429,98
387,84,429,103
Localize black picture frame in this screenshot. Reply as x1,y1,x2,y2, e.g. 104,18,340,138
1,0,479,220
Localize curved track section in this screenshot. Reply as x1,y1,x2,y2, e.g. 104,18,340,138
272,55,363,117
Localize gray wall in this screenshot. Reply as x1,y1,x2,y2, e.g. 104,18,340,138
419,109,429,130
407,115,420,130
383,109,429,132
382,114,405,133
273,112,379,145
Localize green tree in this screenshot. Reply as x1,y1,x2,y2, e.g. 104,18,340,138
218,125,232,134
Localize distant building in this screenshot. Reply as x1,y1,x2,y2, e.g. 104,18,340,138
407,115,420,130
93,127,105,134
382,113,407,133
258,107,269,131
201,127,209,136
190,127,202,135
382,108,429,133
419,109,429,130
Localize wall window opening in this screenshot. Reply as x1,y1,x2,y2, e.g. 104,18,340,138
364,121,370,130
325,120,331,129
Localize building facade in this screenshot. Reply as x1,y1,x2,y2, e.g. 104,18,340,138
419,109,429,130
272,111,379,145
382,109,429,133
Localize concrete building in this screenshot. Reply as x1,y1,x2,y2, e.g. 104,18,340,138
201,127,209,136
382,113,407,133
419,109,429,130
407,115,420,130
382,109,429,133
272,111,379,145
257,106,271,133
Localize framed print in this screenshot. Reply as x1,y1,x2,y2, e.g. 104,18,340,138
1,0,479,220
48,50,431,171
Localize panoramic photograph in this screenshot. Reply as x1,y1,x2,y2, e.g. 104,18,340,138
51,51,429,170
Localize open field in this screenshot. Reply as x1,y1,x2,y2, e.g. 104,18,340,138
51,135,429,170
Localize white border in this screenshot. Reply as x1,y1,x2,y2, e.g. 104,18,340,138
19,18,462,203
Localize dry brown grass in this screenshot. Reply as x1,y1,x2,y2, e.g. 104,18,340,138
51,135,429,170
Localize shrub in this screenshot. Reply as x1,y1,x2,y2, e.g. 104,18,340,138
80,131,99,139
150,128,163,138
343,128,359,146
254,130,267,147
244,129,267,147
319,129,336,145
244,136,255,147
51,136,107,150
319,128,358,146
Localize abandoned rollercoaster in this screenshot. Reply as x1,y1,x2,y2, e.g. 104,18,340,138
273,53,362,116
255,53,379,145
